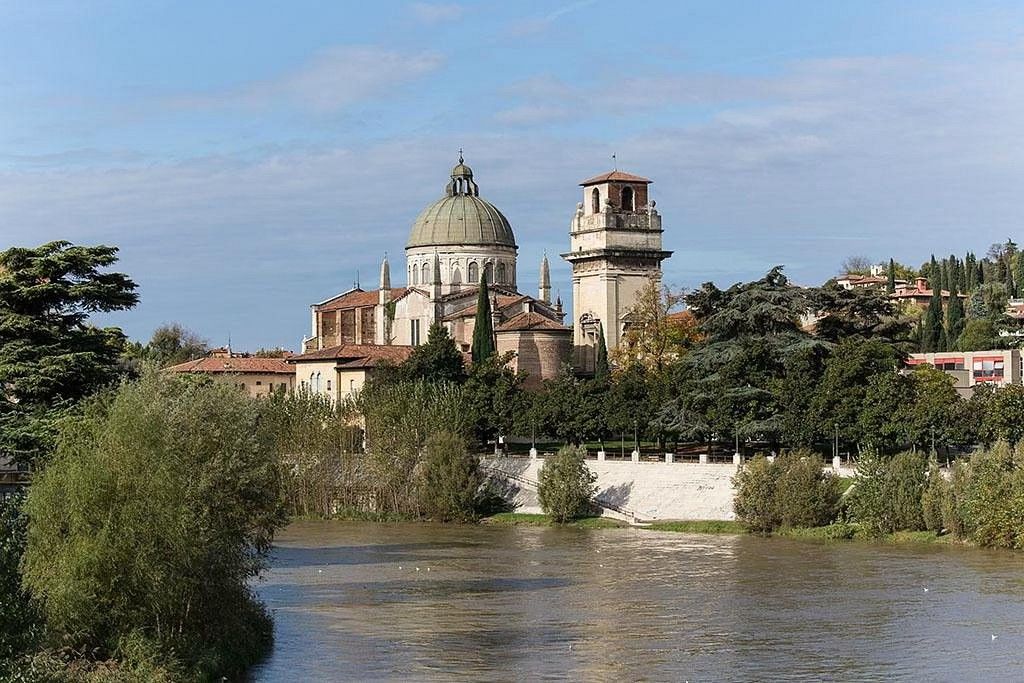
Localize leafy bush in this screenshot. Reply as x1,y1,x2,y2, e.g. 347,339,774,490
733,452,840,534
21,372,285,680
418,431,481,522
538,446,597,523
773,450,841,528
823,521,857,540
733,456,778,533
848,450,927,535
959,442,1024,549
921,460,947,532
0,492,42,670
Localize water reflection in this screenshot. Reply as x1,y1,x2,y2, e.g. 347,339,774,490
252,521,1024,682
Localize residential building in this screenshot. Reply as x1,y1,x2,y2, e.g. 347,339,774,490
288,344,415,402
905,349,1022,396
164,348,295,397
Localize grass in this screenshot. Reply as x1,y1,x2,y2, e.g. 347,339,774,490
643,520,746,534
480,512,627,529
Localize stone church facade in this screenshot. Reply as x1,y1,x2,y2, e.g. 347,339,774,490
296,157,670,388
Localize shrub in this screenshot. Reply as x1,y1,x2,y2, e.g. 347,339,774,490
21,372,285,679
961,442,1024,549
772,450,841,528
848,450,926,535
734,452,840,534
733,456,779,534
538,446,597,523
921,460,947,532
418,431,481,522
0,492,43,670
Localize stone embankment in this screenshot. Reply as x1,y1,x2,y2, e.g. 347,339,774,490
482,455,857,524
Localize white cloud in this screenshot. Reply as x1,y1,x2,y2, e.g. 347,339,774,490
168,46,444,113
409,2,464,24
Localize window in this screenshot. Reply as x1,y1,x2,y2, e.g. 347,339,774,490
350,379,355,392
326,379,331,392
496,262,507,284
412,266,419,285
315,372,321,392
451,266,462,284
484,262,493,284
591,187,600,213
411,319,421,345
422,262,430,283
621,186,634,211
973,359,1004,380
468,261,479,283
256,381,262,386
934,359,964,371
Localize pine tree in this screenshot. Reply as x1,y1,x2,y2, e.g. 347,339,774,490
594,323,609,381
886,258,896,293
471,274,495,363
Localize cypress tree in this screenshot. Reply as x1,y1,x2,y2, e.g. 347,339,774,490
976,260,985,286
886,258,896,293
966,252,977,291
471,274,495,363
921,269,944,352
946,283,965,350
594,323,609,381
1005,263,1016,298
940,259,951,295
1014,254,1024,300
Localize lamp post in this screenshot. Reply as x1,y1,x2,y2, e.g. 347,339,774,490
833,423,839,463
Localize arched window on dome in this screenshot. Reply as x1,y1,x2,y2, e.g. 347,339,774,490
468,261,479,283
451,266,462,285
621,186,634,211
484,262,493,284
496,262,507,284
412,265,419,285
591,188,600,214
421,262,430,284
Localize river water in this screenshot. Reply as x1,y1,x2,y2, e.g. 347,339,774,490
251,521,1024,681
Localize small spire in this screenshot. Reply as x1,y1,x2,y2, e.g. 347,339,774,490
432,250,441,286
458,147,464,164
379,254,390,290
539,252,551,304
612,152,617,170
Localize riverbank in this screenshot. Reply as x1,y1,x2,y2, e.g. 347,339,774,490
479,513,962,547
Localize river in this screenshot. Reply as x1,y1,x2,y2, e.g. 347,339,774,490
251,520,1024,681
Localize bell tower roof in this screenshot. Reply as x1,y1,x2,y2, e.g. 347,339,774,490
580,170,652,186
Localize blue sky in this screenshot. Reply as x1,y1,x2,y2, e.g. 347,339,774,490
4,1,1024,349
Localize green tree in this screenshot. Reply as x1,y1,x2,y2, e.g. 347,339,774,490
733,455,779,534
0,493,42,669
956,318,1001,351
902,364,959,451
945,284,966,347
537,445,597,523
0,242,138,464
982,384,1024,445
531,366,605,446
22,372,286,678
886,258,897,293
471,275,495,363
814,283,910,346
848,450,927,535
594,322,610,381
418,431,481,522
921,268,944,352
772,451,841,528
145,322,208,366
463,352,524,448
402,322,466,384
856,371,914,454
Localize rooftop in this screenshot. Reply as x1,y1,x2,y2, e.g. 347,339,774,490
579,170,652,186
164,356,293,375
289,343,415,367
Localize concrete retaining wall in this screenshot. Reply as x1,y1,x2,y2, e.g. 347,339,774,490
482,457,859,523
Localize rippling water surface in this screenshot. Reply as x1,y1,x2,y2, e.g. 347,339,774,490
251,521,1024,681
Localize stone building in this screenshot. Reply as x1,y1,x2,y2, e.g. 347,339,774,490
164,348,294,397
562,171,672,372
301,157,668,384
302,156,570,384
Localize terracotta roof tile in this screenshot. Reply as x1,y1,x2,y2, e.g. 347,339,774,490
164,356,293,375
495,311,571,333
316,288,409,311
289,343,415,366
580,170,652,186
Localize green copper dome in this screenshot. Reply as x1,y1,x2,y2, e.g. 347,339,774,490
407,157,517,249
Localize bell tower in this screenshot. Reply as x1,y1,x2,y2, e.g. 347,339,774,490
561,170,672,372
